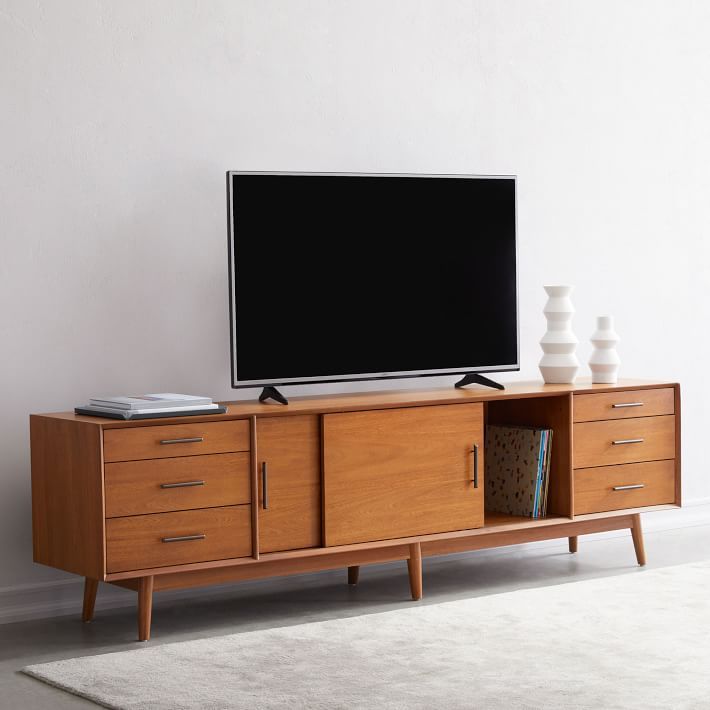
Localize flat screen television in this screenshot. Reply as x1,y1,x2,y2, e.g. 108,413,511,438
227,172,518,396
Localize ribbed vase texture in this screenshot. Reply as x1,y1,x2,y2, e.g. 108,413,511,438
589,315,620,383
539,285,579,384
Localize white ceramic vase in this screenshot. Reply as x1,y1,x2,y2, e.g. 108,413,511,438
539,285,579,384
589,315,620,383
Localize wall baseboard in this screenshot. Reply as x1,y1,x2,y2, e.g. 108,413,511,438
2,499,709,626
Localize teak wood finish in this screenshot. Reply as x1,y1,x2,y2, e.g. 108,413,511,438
82,578,99,623
574,460,675,515
487,394,573,517
30,416,105,580
573,387,674,423
103,420,249,463
29,379,681,641
255,415,321,553
106,505,252,573
347,566,360,585
573,415,676,469
104,452,251,517
323,403,484,546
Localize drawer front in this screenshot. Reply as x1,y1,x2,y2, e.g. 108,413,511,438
573,388,674,423
574,460,675,514
574,415,675,468
105,453,251,518
106,505,251,573
104,420,250,463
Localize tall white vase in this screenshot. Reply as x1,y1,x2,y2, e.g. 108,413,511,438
589,315,620,383
539,285,579,384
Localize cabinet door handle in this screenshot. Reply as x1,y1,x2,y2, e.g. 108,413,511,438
262,462,268,509
471,443,479,489
612,438,644,445
159,437,204,445
160,480,205,489
161,534,206,543
612,402,644,408
613,484,645,491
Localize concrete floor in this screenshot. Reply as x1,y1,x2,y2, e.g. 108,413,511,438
3,523,710,709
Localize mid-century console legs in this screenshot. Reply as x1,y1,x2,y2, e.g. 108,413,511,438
407,542,423,601
631,514,646,566
108,519,648,642
347,566,360,585
82,578,98,622
138,576,154,642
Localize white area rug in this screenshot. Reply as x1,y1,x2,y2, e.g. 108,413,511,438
23,562,710,709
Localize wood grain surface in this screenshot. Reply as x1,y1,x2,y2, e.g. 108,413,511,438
323,403,484,546
40,379,677,429
256,415,321,553
573,387,674,423
103,420,249,463
30,416,105,579
106,505,251,573
105,452,251,517
573,415,675,468
573,460,675,514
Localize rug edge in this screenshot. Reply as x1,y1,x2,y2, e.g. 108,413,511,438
22,666,123,710
21,561,710,681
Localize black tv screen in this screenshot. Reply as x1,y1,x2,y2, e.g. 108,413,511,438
227,172,518,389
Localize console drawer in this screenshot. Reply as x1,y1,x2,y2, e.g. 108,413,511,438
105,453,251,517
104,420,250,463
574,460,675,514
573,388,674,423
106,505,251,573
573,415,675,468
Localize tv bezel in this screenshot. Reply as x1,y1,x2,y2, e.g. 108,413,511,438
227,171,519,390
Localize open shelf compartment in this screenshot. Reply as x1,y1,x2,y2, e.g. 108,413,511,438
484,394,574,520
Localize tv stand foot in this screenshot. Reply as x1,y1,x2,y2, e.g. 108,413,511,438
454,373,505,390
259,386,289,405
631,514,646,566
82,578,98,623
347,566,360,585
407,543,423,601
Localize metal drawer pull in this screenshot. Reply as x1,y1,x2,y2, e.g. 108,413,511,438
160,480,205,489
161,534,206,543
612,438,644,445
613,484,645,491
262,462,268,509
159,437,204,445
471,443,479,489
612,402,644,408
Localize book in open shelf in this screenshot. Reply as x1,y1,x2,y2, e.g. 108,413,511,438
485,424,553,519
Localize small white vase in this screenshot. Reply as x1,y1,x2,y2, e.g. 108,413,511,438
539,285,579,384
589,315,620,383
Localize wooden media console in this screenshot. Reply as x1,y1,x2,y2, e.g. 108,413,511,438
30,379,681,640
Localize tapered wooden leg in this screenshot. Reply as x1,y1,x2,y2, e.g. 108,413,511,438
138,576,154,642
407,542,422,601
82,578,99,622
347,565,360,585
568,536,578,553
631,514,646,566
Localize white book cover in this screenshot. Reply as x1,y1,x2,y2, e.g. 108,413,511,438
89,393,213,410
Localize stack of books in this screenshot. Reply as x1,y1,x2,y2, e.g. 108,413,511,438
75,393,226,420
485,424,553,519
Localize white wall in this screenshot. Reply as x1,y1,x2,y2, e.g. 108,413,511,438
1,1,709,612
